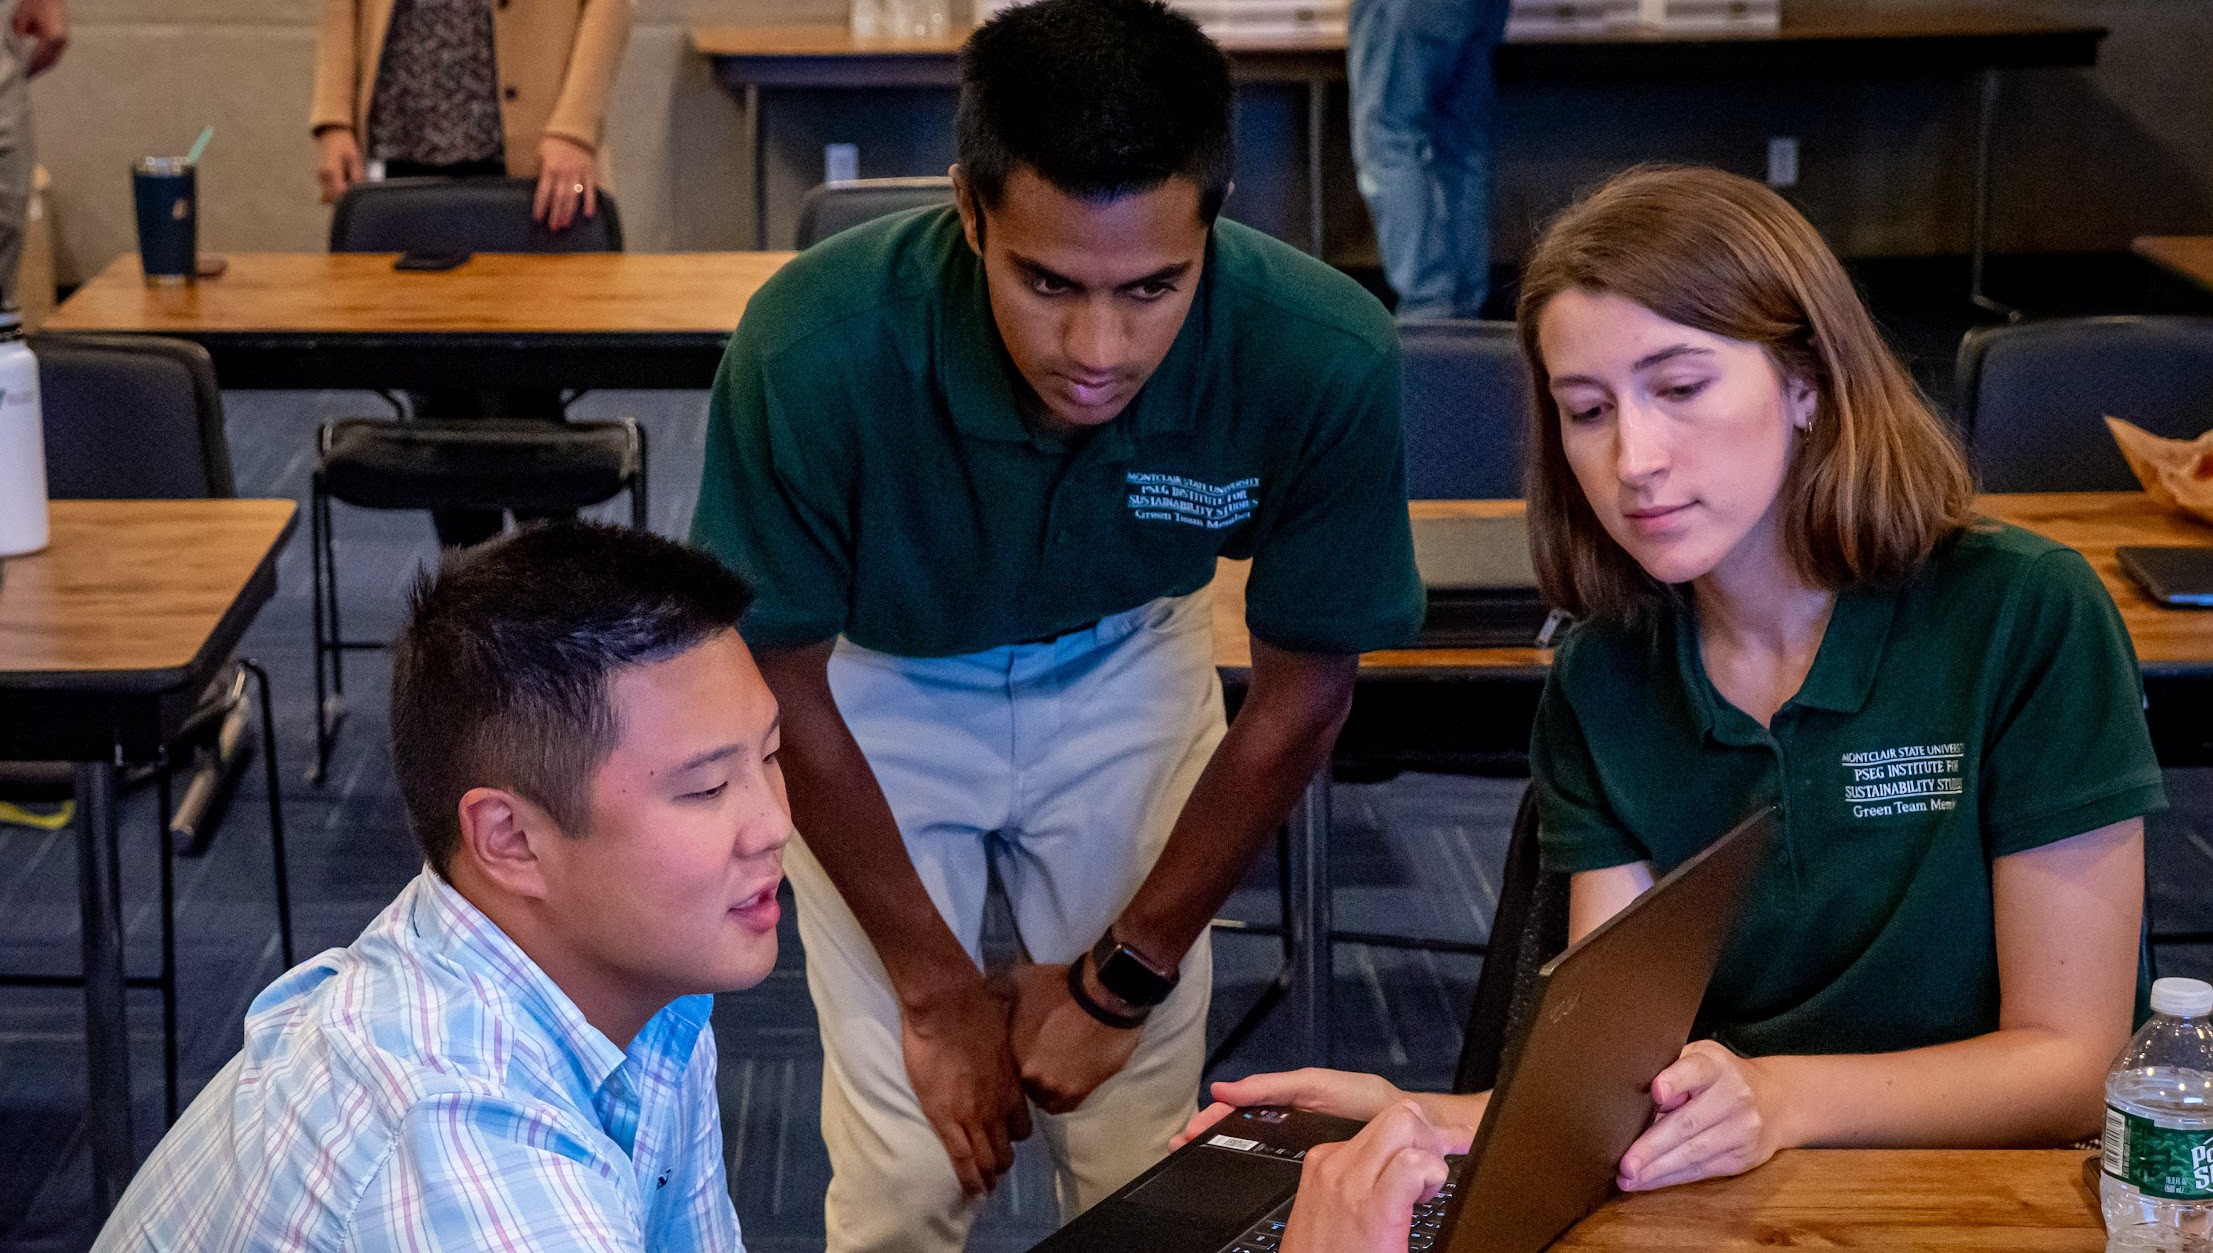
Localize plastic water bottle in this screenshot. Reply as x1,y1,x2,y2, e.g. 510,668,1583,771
2102,977,2213,1251
0,311,46,558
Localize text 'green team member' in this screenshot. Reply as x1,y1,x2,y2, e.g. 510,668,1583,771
689,0,1421,1248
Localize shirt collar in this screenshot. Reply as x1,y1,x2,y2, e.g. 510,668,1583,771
936,229,1214,448
406,870,709,1097
1671,579,1900,742
1787,581,1898,714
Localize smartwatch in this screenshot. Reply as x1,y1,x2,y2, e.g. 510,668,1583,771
1089,930,1179,1010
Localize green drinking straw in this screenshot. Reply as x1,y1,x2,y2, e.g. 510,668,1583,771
185,126,213,166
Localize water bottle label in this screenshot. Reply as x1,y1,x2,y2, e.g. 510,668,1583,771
2104,1105,2213,1200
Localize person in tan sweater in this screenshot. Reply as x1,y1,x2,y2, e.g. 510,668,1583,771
311,0,631,232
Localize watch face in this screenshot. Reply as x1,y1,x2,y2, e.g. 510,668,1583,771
1096,941,1176,1008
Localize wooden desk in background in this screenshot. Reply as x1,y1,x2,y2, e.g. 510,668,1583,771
44,251,796,390
1210,492,2213,718
0,499,298,1216
2133,236,2213,295
1209,492,2213,1066
1556,1149,2102,1250
694,10,2103,300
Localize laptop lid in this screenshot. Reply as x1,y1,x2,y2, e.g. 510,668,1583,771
2118,545,2213,608
1435,807,1777,1253
1413,514,1538,593
1027,808,1774,1253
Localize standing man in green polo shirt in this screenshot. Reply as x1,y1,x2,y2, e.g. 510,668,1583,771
689,1,1421,1248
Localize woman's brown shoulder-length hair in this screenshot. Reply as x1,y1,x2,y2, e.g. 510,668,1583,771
1516,164,1977,624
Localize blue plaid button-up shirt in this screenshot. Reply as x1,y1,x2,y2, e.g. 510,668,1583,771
93,870,744,1253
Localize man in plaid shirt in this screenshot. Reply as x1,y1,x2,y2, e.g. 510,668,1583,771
92,523,787,1253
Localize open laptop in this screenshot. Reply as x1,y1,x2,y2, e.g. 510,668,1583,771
1031,807,1777,1253
1411,514,1560,649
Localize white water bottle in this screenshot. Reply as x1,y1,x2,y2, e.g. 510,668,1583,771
0,312,45,557
2102,977,2213,1251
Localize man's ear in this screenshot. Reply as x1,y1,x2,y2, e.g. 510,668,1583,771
454,786,557,901
950,163,983,256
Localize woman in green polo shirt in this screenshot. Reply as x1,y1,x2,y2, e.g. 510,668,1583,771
1181,164,2165,1220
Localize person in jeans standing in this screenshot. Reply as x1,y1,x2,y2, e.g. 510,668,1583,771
310,0,633,545
1347,0,1510,319
0,0,66,309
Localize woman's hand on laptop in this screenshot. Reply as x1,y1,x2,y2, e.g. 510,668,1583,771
1175,1069,1403,1147
1281,1100,1474,1253
1615,1040,1787,1192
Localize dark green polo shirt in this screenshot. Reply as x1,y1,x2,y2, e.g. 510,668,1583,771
1534,522,2166,1058
690,206,1423,659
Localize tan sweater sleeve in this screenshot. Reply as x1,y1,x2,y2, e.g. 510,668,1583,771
310,0,362,135
543,0,634,149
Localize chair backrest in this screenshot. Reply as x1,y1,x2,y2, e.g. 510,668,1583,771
1400,319,1531,500
330,177,624,254
1955,316,2213,492
794,176,956,249
1454,784,1571,1094
33,333,233,499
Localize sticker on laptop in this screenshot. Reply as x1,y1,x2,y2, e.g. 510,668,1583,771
1206,1135,1261,1152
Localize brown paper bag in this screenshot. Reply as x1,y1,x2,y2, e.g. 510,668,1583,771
2105,416,2213,522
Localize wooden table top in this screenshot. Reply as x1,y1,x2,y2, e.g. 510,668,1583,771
44,251,797,337
694,10,2101,58
1982,492,2213,671
1211,500,1542,672
1210,493,2213,673
2132,236,2213,294
0,499,297,684
1555,1148,2101,1249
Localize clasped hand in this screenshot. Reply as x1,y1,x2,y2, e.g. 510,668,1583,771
1615,1039,1787,1192
900,960,1145,1196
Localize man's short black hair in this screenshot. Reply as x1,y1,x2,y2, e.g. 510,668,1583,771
390,522,754,880
958,0,1234,223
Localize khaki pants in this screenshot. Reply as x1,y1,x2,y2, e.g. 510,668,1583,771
791,590,1227,1253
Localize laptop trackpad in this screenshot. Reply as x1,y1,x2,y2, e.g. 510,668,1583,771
1129,1147,1300,1218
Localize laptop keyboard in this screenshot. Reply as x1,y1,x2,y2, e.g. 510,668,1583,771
1220,1158,1464,1253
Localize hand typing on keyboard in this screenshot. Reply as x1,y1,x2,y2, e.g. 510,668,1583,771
1275,1101,1474,1253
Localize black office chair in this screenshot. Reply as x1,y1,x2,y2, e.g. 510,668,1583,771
1208,325,1536,1048
1454,785,1570,1094
329,176,624,253
1399,319,1532,501
311,179,648,782
1955,316,2213,492
0,333,295,1124
794,176,956,249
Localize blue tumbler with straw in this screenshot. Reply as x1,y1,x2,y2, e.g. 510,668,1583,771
134,131,210,284
132,155,195,284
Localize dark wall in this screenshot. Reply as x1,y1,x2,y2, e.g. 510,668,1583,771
720,0,2213,260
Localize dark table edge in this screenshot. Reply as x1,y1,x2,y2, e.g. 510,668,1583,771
82,331,735,391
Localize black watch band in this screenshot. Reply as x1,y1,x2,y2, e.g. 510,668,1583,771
1089,930,1178,1010
1067,956,1149,1029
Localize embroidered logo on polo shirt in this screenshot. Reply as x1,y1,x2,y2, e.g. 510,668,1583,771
1126,472,1259,531
1840,742,1964,819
